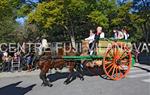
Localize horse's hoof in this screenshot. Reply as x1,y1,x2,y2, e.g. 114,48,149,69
41,82,53,87
63,81,67,85
47,81,53,87
63,82,66,85
41,83,47,87
48,84,53,87
64,81,69,85
41,83,44,86
80,77,84,81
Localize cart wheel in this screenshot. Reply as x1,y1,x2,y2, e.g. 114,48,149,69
103,42,132,80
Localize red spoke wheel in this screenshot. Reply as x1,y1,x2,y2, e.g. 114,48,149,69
103,42,132,80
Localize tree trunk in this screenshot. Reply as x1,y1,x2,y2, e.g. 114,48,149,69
70,20,76,50
148,22,150,42
143,22,148,43
146,23,148,42
70,35,76,49
64,25,76,49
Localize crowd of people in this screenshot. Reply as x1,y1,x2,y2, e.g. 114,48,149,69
0,48,35,72
0,36,51,72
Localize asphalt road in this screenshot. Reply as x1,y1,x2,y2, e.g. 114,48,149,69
0,64,150,95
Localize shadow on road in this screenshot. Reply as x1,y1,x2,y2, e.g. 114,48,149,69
134,66,150,72
47,72,80,83
47,72,70,82
47,66,108,84
0,81,36,95
139,63,150,66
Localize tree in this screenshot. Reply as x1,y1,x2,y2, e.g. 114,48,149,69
24,0,147,43
87,0,119,36
0,0,20,42
27,0,88,48
132,0,150,42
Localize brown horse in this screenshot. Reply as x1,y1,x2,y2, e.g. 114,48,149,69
37,48,84,87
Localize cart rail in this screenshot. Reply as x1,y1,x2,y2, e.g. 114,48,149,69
63,56,103,60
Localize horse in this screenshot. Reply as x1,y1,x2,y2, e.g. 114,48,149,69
36,47,84,87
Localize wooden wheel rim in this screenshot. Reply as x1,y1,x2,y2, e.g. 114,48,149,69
103,43,132,80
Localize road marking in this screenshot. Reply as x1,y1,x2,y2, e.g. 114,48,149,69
142,78,150,83
130,67,140,70
131,66,150,71
127,73,150,78
129,69,148,74
133,65,150,69
135,65,150,68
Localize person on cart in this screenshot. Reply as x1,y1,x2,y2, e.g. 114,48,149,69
113,28,124,40
85,26,105,55
85,29,95,55
95,26,105,40
121,28,129,40
90,26,105,55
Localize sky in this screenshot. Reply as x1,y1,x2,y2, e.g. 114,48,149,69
16,0,39,25
29,0,39,3
16,17,26,25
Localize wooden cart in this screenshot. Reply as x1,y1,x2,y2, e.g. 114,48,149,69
62,39,135,80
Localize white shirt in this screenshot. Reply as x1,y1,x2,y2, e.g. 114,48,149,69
100,32,105,38
85,34,95,44
38,45,43,55
42,39,48,48
3,52,8,57
123,32,129,40
115,31,124,39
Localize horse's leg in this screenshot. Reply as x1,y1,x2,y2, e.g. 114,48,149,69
75,62,84,81
64,62,74,85
40,71,48,86
39,64,53,87
40,72,53,87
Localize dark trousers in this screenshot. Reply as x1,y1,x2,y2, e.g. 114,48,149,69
89,43,93,50
88,42,95,55
3,62,11,71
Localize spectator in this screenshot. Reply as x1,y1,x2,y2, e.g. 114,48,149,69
0,51,3,71
13,50,20,62
2,52,11,72
0,51,3,58
24,52,34,72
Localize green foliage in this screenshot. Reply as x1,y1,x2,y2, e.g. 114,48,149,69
0,0,20,42
17,4,33,17
111,2,132,27
25,0,146,42
88,11,108,28
0,0,148,42
27,0,89,41
28,1,64,29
